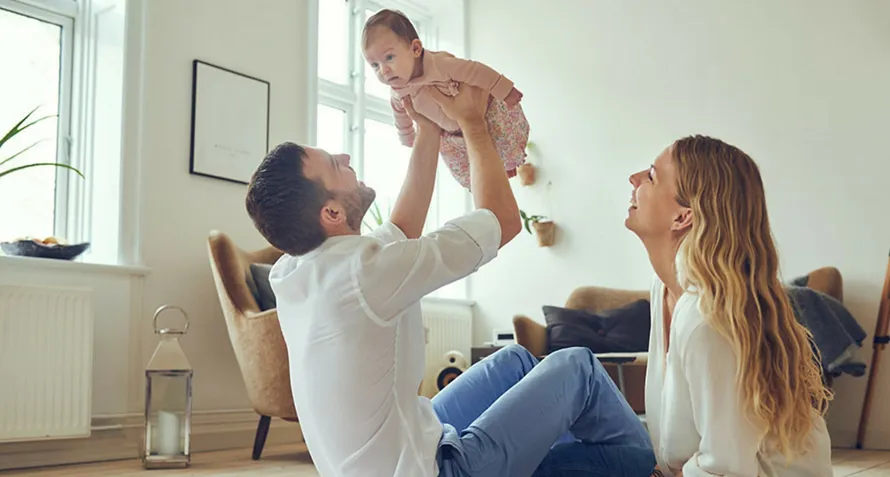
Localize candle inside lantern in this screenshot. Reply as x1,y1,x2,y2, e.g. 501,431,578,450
156,411,181,456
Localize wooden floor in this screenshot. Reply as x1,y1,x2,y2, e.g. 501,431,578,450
6,445,890,476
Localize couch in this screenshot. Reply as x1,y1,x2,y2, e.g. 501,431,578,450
512,266,845,414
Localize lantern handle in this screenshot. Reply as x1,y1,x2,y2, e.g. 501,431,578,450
153,305,190,335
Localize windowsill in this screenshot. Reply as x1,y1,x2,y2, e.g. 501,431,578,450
0,254,151,276
421,296,476,307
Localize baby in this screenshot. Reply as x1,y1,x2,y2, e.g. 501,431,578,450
361,9,530,190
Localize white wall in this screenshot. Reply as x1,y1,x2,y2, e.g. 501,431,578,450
135,0,310,412
466,0,890,448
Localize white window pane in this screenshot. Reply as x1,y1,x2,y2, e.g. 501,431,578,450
0,8,62,242
316,104,346,154
362,119,409,225
426,165,470,300
318,0,349,84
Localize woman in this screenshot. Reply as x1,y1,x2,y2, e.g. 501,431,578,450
625,135,833,476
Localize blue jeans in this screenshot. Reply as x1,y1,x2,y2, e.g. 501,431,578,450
432,344,655,477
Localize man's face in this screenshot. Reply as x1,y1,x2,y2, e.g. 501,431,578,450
301,147,376,232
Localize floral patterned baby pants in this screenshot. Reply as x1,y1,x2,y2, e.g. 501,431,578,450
439,97,530,189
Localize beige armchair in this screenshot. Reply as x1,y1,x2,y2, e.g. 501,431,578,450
513,266,845,415
207,231,297,460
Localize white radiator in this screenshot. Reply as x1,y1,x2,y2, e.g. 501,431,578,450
0,285,94,442
421,299,473,368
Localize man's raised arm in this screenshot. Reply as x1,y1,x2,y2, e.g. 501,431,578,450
387,96,442,239
427,84,521,247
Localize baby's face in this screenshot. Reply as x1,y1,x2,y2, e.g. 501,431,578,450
362,27,422,87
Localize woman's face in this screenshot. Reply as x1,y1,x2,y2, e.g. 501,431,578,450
625,146,691,240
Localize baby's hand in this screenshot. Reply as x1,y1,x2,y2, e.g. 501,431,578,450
504,87,523,107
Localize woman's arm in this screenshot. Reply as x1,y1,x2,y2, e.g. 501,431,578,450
680,324,764,477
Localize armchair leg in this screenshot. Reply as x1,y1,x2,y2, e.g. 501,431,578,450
252,415,272,460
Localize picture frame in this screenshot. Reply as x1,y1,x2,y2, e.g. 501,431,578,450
189,59,270,185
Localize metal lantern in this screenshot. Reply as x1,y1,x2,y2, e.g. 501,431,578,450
142,305,193,469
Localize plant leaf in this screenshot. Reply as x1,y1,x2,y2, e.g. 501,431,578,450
0,109,56,151
0,107,38,147
0,139,45,167
524,219,532,234
520,209,528,220
0,162,84,180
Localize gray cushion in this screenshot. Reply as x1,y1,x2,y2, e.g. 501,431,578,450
545,300,650,354
249,263,276,311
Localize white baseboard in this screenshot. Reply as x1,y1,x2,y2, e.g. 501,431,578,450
0,409,303,471
830,428,890,451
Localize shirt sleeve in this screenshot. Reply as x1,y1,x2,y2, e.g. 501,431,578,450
366,220,407,245
680,323,764,477
354,209,501,325
436,55,515,101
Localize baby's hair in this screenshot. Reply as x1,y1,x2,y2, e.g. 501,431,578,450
362,9,419,49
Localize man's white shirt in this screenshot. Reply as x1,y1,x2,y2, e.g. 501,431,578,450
270,209,501,477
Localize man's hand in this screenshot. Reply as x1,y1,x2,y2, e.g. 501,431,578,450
427,82,520,248
402,96,441,136
504,87,523,108
425,83,488,127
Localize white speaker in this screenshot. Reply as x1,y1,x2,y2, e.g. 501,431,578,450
419,350,469,399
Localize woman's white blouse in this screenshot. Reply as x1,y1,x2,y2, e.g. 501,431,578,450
644,275,833,477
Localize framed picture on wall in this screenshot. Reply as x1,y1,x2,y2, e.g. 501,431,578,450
189,59,270,185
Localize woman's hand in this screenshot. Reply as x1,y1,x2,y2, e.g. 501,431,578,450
402,96,441,136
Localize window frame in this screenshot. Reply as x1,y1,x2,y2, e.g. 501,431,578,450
311,0,470,301
314,0,435,194
0,0,79,240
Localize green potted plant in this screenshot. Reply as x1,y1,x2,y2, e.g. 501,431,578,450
0,107,88,260
1,107,83,180
520,209,555,247
362,200,391,233
517,140,537,185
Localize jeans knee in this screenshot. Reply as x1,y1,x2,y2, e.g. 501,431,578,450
548,347,603,373
499,343,535,362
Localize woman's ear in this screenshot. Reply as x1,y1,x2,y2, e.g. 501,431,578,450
672,207,693,232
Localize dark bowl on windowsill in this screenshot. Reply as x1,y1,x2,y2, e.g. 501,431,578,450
0,240,91,261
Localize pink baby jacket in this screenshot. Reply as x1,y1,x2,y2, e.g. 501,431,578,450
389,49,515,146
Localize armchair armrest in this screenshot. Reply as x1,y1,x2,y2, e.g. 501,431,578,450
513,315,548,357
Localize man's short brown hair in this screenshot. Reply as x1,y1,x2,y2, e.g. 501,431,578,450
245,142,330,256
362,8,419,49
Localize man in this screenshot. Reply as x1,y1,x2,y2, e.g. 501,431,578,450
245,84,654,477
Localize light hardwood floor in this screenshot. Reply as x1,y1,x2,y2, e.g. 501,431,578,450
6,445,890,476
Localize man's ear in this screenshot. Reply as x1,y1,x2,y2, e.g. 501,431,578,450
320,199,346,228
411,39,423,57
671,207,693,232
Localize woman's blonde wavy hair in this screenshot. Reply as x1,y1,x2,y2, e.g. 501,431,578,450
671,135,832,458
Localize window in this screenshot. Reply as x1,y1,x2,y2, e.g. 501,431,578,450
0,0,129,265
0,0,76,243
314,0,469,299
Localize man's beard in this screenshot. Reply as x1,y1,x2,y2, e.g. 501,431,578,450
339,184,376,233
